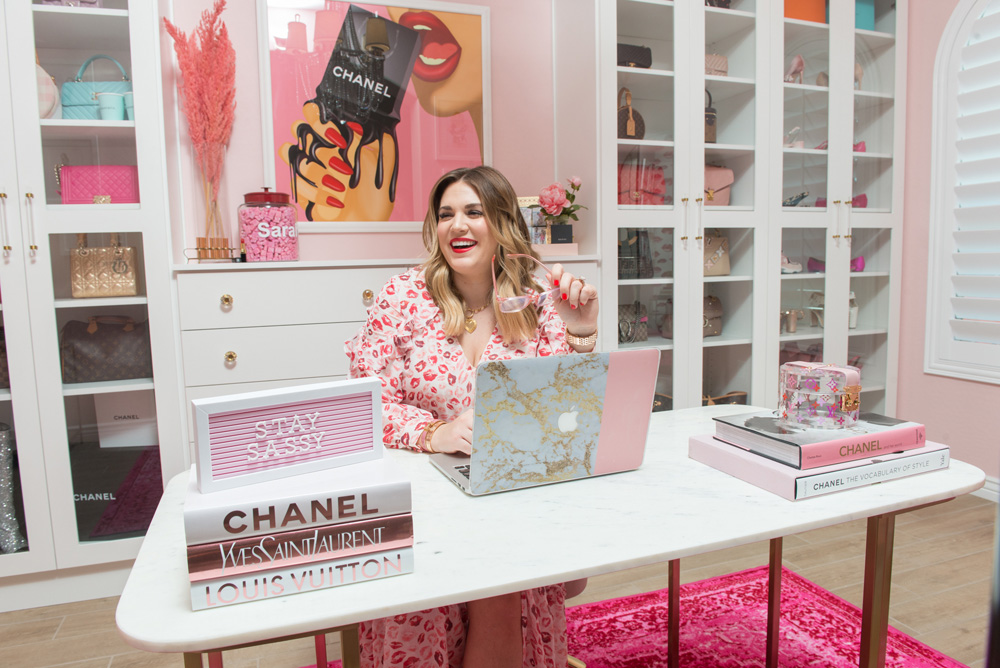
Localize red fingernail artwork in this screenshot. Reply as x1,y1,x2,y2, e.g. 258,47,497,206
326,196,344,208
322,175,345,192
324,128,347,149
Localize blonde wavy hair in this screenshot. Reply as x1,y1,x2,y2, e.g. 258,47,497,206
422,166,545,343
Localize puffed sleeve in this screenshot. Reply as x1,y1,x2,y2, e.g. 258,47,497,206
533,299,574,357
344,275,435,452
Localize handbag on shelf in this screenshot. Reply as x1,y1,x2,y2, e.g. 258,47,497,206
59,316,153,384
652,393,672,412
704,295,723,336
617,43,652,68
618,229,638,280
618,301,649,344
703,391,747,406
36,52,60,119
617,88,645,140
705,90,718,143
69,233,138,298
705,53,729,76
618,156,667,206
636,229,653,279
704,164,734,206
703,230,731,276
60,55,132,120
57,163,139,204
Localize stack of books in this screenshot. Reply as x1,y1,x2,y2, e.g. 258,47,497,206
689,410,950,501
184,457,413,610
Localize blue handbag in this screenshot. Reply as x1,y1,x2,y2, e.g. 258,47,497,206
60,55,132,120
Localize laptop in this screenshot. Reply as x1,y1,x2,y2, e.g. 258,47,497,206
430,348,661,495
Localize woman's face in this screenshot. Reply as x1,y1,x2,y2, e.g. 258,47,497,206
436,180,497,282
388,7,483,117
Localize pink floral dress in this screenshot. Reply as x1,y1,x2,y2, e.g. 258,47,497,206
345,267,571,668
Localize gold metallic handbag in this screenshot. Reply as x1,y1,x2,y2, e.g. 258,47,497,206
70,233,138,298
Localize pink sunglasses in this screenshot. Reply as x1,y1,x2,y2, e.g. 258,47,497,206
491,254,560,313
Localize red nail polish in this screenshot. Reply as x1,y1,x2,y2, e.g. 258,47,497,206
324,127,347,149
327,156,352,175
322,175,345,192
572,305,577,309
562,293,567,300
346,121,363,135
553,279,559,287
326,196,344,208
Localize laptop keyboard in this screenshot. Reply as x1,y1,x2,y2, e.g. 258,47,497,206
456,464,471,479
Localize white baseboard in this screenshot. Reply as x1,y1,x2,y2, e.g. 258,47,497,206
0,561,133,613
972,475,999,503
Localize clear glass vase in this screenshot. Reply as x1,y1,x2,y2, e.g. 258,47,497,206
192,141,231,260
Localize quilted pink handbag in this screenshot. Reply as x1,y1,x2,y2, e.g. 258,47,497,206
58,165,139,204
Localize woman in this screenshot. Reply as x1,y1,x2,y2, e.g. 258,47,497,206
345,166,597,667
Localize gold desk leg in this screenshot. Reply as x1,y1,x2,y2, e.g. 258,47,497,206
860,513,896,668
668,558,680,668
183,652,202,668
766,537,783,668
340,624,362,668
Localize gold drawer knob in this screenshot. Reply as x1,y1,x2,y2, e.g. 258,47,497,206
220,294,234,307
224,351,237,363
362,288,374,307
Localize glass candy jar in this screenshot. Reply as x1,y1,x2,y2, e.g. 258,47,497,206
238,188,297,262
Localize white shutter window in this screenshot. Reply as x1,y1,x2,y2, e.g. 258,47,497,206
926,0,1000,383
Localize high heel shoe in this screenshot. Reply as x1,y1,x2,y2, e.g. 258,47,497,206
781,253,802,273
783,191,809,207
783,126,804,148
851,193,868,208
784,54,805,84
853,140,866,153
850,255,865,272
854,62,864,90
815,71,829,87
807,257,825,273
814,140,828,150
808,292,825,328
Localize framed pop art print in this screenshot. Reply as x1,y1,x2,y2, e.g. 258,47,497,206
256,0,492,231
191,378,382,493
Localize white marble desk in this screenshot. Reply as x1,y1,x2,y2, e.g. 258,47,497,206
116,406,986,668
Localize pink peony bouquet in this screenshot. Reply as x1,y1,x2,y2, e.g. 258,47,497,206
532,176,586,226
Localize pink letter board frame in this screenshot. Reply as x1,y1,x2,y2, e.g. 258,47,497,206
191,378,383,493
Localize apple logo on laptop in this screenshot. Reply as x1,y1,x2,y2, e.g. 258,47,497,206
558,406,579,433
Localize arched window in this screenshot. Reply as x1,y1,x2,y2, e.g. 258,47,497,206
926,0,1000,383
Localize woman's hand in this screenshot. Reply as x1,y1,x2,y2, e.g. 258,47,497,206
548,264,599,348
429,409,475,455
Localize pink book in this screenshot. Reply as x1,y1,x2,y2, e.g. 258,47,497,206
187,512,413,582
689,434,950,501
713,410,927,469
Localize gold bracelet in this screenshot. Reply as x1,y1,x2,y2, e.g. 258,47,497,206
423,420,446,453
566,327,598,347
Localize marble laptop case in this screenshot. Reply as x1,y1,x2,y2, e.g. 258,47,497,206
430,349,660,495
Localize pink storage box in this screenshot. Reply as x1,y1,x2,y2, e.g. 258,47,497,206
778,361,861,429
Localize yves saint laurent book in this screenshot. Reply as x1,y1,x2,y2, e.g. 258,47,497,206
191,547,415,610
187,512,413,581
712,410,926,469
183,457,411,545
689,434,950,500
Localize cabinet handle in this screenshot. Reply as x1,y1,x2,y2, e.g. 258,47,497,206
831,200,842,239
25,193,37,256
224,351,238,363
680,198,690,242
694,198,704,242
220,294,234,307
844,200,853,243
362,288,374,307
0,193,10,256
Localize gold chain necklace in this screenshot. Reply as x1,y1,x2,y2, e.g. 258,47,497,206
463,302,489,334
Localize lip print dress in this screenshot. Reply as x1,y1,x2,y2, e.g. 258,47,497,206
345,268,571,668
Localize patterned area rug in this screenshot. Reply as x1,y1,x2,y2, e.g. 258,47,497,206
565,565,967,668
303,566,966,668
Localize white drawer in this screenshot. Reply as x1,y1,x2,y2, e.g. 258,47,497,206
181,322,360,386
177,266,402,330
184,375,344,442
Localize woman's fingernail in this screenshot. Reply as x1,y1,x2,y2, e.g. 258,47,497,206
347,121,363,135
571,304,577,309
327,156,352,175
553,279,559,287
322,175,346,192
324,128,347,149
562,293,568,300
326,196,344,208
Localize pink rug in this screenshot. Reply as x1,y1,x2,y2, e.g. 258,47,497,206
566,566,967,668
303,566,967,668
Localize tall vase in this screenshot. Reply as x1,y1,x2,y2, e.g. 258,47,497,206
0,423,27,554
193,141,231,260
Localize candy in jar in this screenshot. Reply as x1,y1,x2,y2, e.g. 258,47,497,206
238,188,297,262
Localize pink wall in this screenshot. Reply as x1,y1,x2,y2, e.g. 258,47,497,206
164,0,554,261
898,0,1000,481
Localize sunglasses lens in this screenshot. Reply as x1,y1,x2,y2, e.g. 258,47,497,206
499,296,531,313
537,289,559,308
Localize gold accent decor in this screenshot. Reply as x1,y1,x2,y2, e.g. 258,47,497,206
220,294,233,307
841,385,861,412
565,328,598,347
93,195,112,204
224,351,237,363
362,289,374,307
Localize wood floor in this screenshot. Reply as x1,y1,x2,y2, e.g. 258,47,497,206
0,493,995,668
